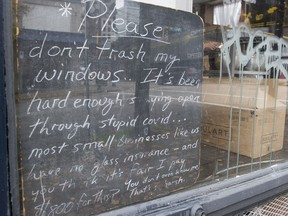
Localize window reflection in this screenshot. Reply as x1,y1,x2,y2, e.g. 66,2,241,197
16,0,202,215
14,0,288,215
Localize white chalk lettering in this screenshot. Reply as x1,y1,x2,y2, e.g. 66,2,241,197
27,91,70,114
154,53,180,71
73,96,122,116
92,189,120,204
123,148,170,163
99,115,138,131
28,142,68,160
29,115,90,139
182,140,199,151
34,200,74,216
96,39,146,62
29,33,89,58
130,163,154,176
27,164,61,181
72,135,114,153
129,185,151,198
143,111,172,125
35,64,124,83
165,176,185,188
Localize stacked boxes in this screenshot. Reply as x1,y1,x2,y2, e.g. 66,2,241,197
201,78,286,158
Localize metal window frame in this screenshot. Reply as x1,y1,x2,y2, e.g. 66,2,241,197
0,0,9,215
98,163,288,216
3,0,20,215
2,1,288,216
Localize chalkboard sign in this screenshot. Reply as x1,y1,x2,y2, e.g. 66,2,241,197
16,1,203,215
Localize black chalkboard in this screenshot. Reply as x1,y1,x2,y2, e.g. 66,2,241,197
17,1,203,215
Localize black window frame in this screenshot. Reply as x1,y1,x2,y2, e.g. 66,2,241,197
0,0,8,214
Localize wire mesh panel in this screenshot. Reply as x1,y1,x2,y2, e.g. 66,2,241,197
235,192,288,216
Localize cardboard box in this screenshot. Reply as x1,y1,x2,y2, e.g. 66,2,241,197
201,78,286,158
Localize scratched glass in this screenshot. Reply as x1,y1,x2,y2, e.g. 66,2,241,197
16,0,202,215
14,0,288,215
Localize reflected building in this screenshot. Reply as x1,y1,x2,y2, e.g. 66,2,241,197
19,0,82,33
18,0,117,91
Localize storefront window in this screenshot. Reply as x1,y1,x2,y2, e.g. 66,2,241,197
6,0,288,215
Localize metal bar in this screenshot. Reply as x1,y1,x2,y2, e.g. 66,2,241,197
0,0,8,214
98,163,288,216
3,0,21,215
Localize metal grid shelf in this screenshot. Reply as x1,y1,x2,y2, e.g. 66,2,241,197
236,193,288,216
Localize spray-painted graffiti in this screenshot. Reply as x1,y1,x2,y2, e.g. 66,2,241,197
221,23,288,80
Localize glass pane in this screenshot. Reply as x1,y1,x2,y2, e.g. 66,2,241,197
197,0,288,180
12,0,288,215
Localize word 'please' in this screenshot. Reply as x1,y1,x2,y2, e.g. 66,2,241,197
79,0,163,40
